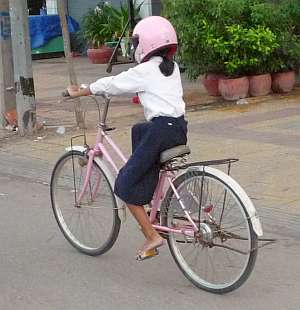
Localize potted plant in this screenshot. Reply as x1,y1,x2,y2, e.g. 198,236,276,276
244,27,278,97
272,69,296,94
81,2,115,64
211,24,277,100
162,0,278,99
269,33,300,93
163,0,224,95
202,73,226,96
250,0,300,93
107,0,142,58
164,0,300,99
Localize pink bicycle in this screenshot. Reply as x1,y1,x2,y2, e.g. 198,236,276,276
50,94,263,294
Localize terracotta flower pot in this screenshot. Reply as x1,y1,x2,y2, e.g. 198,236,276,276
202,73,226,96
218,76,249,101
87,46,113,64
272,71,296,93
248,73,272,97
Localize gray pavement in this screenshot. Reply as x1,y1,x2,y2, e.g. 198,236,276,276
0,57,300,309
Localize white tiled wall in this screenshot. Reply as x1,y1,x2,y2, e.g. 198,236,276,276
46,0,58,15
136,0,152,17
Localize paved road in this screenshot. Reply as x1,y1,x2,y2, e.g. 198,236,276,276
0,98,300,309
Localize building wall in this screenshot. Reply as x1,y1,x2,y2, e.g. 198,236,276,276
46,0,58,15
137,0,162,17
38,0,161,21
67,0,161,24
67,0,125,24
136,0,152,18
27,0,44,15
151,0,162,16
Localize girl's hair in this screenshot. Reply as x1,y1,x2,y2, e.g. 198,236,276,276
150,48,175,77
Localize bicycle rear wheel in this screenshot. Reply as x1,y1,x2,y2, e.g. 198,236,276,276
50,151,121,256
161,168,257,293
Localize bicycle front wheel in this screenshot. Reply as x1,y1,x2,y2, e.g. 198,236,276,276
161,168,258,294
50,151,121,256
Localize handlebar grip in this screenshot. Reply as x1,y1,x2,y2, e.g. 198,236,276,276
62,90,70,97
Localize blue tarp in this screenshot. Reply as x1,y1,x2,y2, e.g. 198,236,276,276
29,15,80,49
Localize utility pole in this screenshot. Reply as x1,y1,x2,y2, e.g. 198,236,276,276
9,0,36,136
0,0,15,128
57,0,84,128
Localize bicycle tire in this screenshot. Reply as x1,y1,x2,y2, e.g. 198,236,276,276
161,168,258,294
50,150,121,256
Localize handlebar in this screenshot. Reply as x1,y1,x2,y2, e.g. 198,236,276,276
61,87,111,127
61,86,111,101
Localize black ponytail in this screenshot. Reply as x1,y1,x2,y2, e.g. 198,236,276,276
149,48,175,77
159,56,175,77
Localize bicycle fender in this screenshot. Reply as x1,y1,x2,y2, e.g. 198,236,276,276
65,145,87,152
178,166,263,237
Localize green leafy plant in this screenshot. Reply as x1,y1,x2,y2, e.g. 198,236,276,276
250,0,300,72
106,0,143,56
162,0,223,78
108,0,143,40
81,2,115,48
162,0,300,78
162,0,257,78
81,1,143,50
204,24,278,76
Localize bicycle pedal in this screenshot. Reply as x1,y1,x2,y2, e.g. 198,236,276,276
136,248,159,261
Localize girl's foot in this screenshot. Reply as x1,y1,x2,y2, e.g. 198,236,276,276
136,237,164,261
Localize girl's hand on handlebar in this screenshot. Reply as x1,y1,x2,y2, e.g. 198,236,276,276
66,85,92,97
66,85,79,97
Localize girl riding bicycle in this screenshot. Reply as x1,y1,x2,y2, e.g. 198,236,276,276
67,16,187,261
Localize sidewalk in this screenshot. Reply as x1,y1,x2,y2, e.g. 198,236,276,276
1,57,300,236
1,56,299,134
0,57,223,140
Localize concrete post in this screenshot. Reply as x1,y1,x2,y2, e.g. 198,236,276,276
9,0,36,136
0,0,15,128
57,0,84,128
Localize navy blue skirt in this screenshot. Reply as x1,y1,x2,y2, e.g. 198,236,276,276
114,116,188,205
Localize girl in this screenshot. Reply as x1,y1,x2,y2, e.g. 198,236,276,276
67,16,188,260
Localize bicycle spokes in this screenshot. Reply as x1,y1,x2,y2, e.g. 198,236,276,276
164,168,257,293
51,152,120,255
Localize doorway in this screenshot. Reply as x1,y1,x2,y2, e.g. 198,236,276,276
27,0,44,15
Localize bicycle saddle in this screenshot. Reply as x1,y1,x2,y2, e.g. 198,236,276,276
160,145,191,164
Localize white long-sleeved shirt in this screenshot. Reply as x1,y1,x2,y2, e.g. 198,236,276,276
89,57,185,121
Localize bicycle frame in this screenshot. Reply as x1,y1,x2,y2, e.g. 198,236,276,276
74,96,199,236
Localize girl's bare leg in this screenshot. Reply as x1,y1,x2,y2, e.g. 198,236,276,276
127,204,163,252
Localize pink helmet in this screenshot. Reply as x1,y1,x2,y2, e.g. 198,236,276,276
132,16,178,63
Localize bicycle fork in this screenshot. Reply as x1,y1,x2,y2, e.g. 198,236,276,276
75,149,100,206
